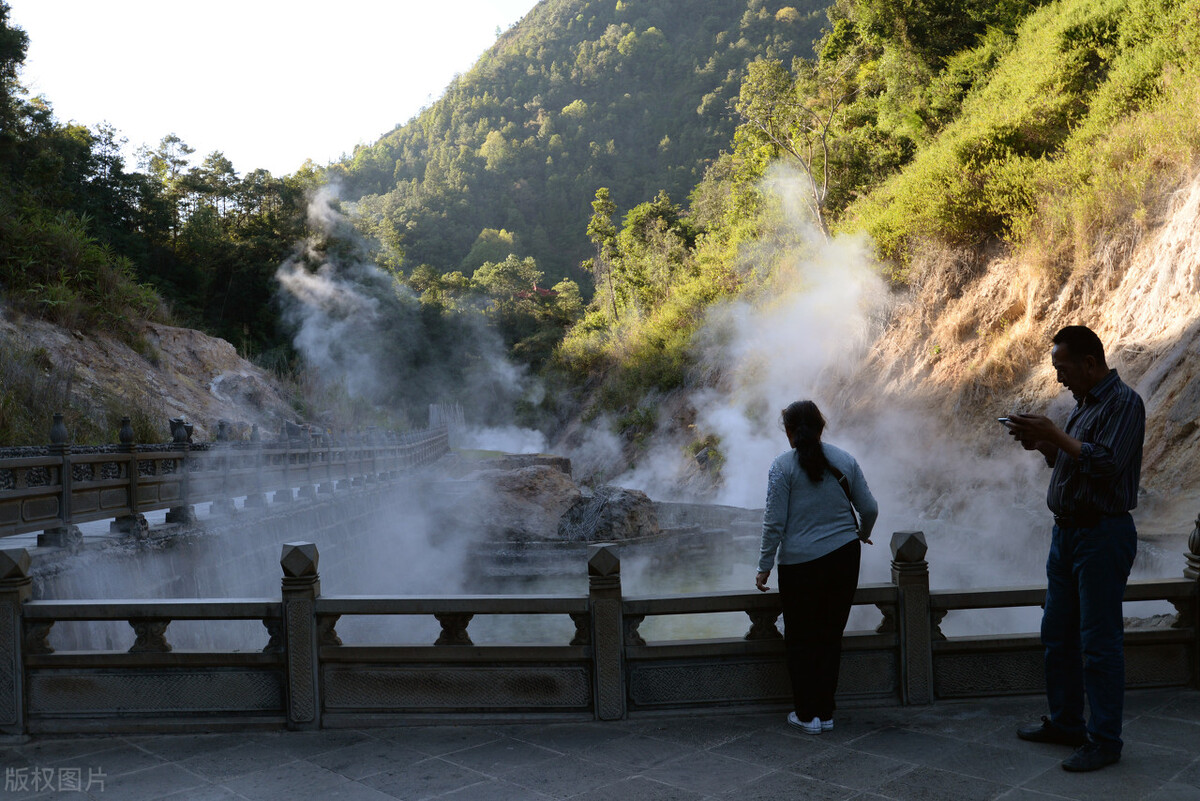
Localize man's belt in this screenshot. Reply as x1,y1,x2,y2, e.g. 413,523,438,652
1053,509,1104,529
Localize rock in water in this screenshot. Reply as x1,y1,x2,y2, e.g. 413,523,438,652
558,486,659,542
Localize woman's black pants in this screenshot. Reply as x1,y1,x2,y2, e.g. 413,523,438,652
776,538,861,721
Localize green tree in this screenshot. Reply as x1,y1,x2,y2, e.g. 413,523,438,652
735,55,861,239
587,187,619,319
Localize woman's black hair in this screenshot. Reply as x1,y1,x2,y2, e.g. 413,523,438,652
781,400,828,485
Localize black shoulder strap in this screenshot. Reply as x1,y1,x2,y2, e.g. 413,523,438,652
827,463,860,532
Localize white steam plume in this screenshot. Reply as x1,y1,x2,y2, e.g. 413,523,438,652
611,165,1085,613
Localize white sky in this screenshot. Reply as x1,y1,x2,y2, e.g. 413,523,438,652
9,0,539,177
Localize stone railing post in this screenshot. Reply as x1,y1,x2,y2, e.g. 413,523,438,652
244,426,267,509
210,422,237,517
0,548,32,735
165,418,195,524
111,416,149,538
588,543,626,720
280,542,321,730
891,531,933,705
40,413,82,549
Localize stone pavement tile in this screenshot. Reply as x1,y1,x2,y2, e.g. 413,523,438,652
437,778,556,800
219,760,351,801
568,775,707,801
725,710,788,729
56,743,168,778
358,756,489,800
1144,782,1200,801
314,781,423,801
993,790,1075,800
255,728,375,759
498,721,635,754
1124,716,1200,752
1021,760,1167,801
1124,689,1187,718
925,740,1060,786
902,700,1032,741
1167,758,1200,789
977,718,1073,753
155,786,247,801
721,768,856,801
74,763,210,801
439,737,562,777
10,743,156,786
875,765,1008,801
13,736,121,765
622,714,756,749
1155,692,1200,723
374,725,503,757
795,745,914,791
709,727,836,770
640,750,773,795
1117,742,1198,782
845,726,968,766
306,738,430,781
125,732,262,762
572,733,693,772
500,753,631,799
176,741,304,782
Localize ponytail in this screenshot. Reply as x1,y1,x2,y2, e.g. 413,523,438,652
781,400,828,485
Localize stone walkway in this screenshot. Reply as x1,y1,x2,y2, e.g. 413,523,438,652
3,689,1200,800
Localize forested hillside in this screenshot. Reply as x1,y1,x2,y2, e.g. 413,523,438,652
4,0,1200,511
522,0,1200,507
332,0,827,282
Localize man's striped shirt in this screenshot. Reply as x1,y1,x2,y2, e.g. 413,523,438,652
1046,369,1144,517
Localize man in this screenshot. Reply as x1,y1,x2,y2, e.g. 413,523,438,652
1006,325,1144,772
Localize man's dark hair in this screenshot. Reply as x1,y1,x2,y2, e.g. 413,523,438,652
1052,325,1106,364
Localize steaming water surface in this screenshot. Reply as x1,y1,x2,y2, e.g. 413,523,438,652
32,481,1184,651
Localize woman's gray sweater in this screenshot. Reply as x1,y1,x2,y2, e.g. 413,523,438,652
758,443,879,572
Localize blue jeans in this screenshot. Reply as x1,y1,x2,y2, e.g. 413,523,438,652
1042,513,1137,753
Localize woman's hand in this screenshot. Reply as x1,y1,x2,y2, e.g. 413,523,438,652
859,535,873,545
755,571,771,592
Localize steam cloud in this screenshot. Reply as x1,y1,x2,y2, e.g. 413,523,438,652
605,165,1173,631
275,185,539,433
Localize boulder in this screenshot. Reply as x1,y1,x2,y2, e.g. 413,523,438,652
466,465,582,542
558,485,659,542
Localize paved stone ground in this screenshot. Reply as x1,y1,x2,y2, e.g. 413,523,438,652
3,689,1200,800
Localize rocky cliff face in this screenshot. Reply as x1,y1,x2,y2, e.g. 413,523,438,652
857,171,1200,530
0,313,295,442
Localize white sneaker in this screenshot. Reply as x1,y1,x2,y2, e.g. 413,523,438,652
820,719,834,731
787,712,822,735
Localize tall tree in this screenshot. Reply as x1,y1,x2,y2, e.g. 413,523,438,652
587,187,619,320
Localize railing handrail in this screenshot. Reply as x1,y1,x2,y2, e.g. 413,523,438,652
0,426,450,538
316,594,588,615
22,598,281,620
930,576,1195,610
622,582,896,615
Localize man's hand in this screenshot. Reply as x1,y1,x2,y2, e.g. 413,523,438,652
1007,413,1059,441
1009,413,1081,461
755,571,770,592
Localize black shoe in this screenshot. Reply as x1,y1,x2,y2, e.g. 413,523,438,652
1062,741,1120,772
1017,716,1088,746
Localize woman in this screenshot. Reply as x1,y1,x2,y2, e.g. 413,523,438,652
756,400,878,734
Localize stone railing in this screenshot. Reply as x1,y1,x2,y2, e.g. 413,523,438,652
1,522,1197,735
0,413,450,546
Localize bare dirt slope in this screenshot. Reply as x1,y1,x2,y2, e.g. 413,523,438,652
0,313,295,441
858,170,1200,530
